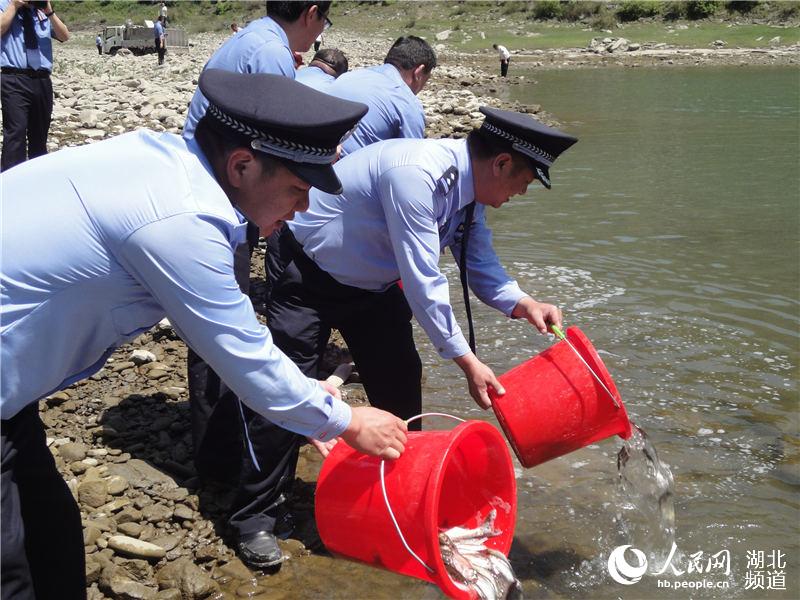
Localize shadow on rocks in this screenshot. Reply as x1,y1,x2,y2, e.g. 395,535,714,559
99,393,235,543
98,392,334,557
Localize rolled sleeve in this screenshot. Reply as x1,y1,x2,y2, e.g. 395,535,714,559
116,212,350,440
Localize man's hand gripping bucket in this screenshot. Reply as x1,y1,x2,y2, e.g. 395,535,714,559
315,414,517,599
489,325,633,468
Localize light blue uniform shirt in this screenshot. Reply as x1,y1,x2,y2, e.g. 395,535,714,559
154,20,164,40
0,0,53,71
326,64,425,156
183,16,295,139
0,130,350,441
289,138,527,359
295,64,334,91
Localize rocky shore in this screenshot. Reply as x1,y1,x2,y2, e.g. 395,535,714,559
47,29,558,155
30,28,798,600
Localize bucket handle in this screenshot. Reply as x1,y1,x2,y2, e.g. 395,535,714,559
551,325,621,409
379,412,466,574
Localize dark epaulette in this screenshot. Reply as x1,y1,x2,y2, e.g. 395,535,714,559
435,166,458,196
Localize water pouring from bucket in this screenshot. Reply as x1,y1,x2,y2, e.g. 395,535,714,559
488,325,633,468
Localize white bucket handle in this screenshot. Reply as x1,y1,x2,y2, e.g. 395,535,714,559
379,412,466,573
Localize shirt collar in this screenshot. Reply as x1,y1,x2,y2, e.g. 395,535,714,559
184,137,249,243
376,63,405,85
263,16,291,49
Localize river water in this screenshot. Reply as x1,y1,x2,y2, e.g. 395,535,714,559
407,65,798,599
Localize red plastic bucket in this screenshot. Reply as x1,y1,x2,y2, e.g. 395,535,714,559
489,326,632,468
315,420,516,599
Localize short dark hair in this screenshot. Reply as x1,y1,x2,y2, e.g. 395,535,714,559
266,1,332,22
312,48,348,77
384,35,437,73
195,115,280,176
467,128,535,174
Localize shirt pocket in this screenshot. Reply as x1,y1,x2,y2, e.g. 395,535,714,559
111,299,164,342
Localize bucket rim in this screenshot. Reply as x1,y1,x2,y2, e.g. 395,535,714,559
423,420,517,599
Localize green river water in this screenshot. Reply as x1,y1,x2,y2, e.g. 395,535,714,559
282,65,798,600
409,65,799,599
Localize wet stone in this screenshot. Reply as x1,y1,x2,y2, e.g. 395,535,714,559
118,522,144,538
142,503,173,524
107,475,130,495
150,534,181,552
118,558,154,583
78,479,108,508
111,361,136,372
59,442,88,462
70,460,90,475
84,526,102,546
98,497,131,513
116,507,143,524
107,535,166,560
85,558,102,585
156,558,219,599
172,504,194,522
236,583,267,597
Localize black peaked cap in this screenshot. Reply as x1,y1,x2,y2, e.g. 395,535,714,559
199,69,368,194
479,106,578,189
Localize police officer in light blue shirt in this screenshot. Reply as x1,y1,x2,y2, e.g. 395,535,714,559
180,3,333,568
267,107,579,425
183,1,332,139
295,47,348,90
326,35,435,156
0,70,406,597
0,0,69,170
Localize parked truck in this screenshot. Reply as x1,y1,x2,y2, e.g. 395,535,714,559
100,20,188,55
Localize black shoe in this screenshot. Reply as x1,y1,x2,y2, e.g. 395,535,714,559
237,531,285,569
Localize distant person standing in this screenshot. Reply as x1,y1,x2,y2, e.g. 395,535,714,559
160,1,167,23
154,14,166,65
230,21,239,34
0,0,70,172
95,32,102,54
493,43,511,77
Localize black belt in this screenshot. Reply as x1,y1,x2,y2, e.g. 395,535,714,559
1,66,51,78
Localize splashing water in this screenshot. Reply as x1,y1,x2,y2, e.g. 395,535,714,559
616,423,676,563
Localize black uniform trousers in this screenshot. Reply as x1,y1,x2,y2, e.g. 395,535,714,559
155,38,165,65
500,59,509,77
0,69,53,172
1,404,86,600
187,223,301,541
266,226,423,423
188,226,260,487
221,226,425,538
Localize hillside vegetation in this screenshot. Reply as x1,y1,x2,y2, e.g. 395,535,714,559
55,1,799,49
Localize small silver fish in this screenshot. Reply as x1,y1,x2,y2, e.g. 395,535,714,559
441,509,500,543
439,533,477,585
439,510,523,600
